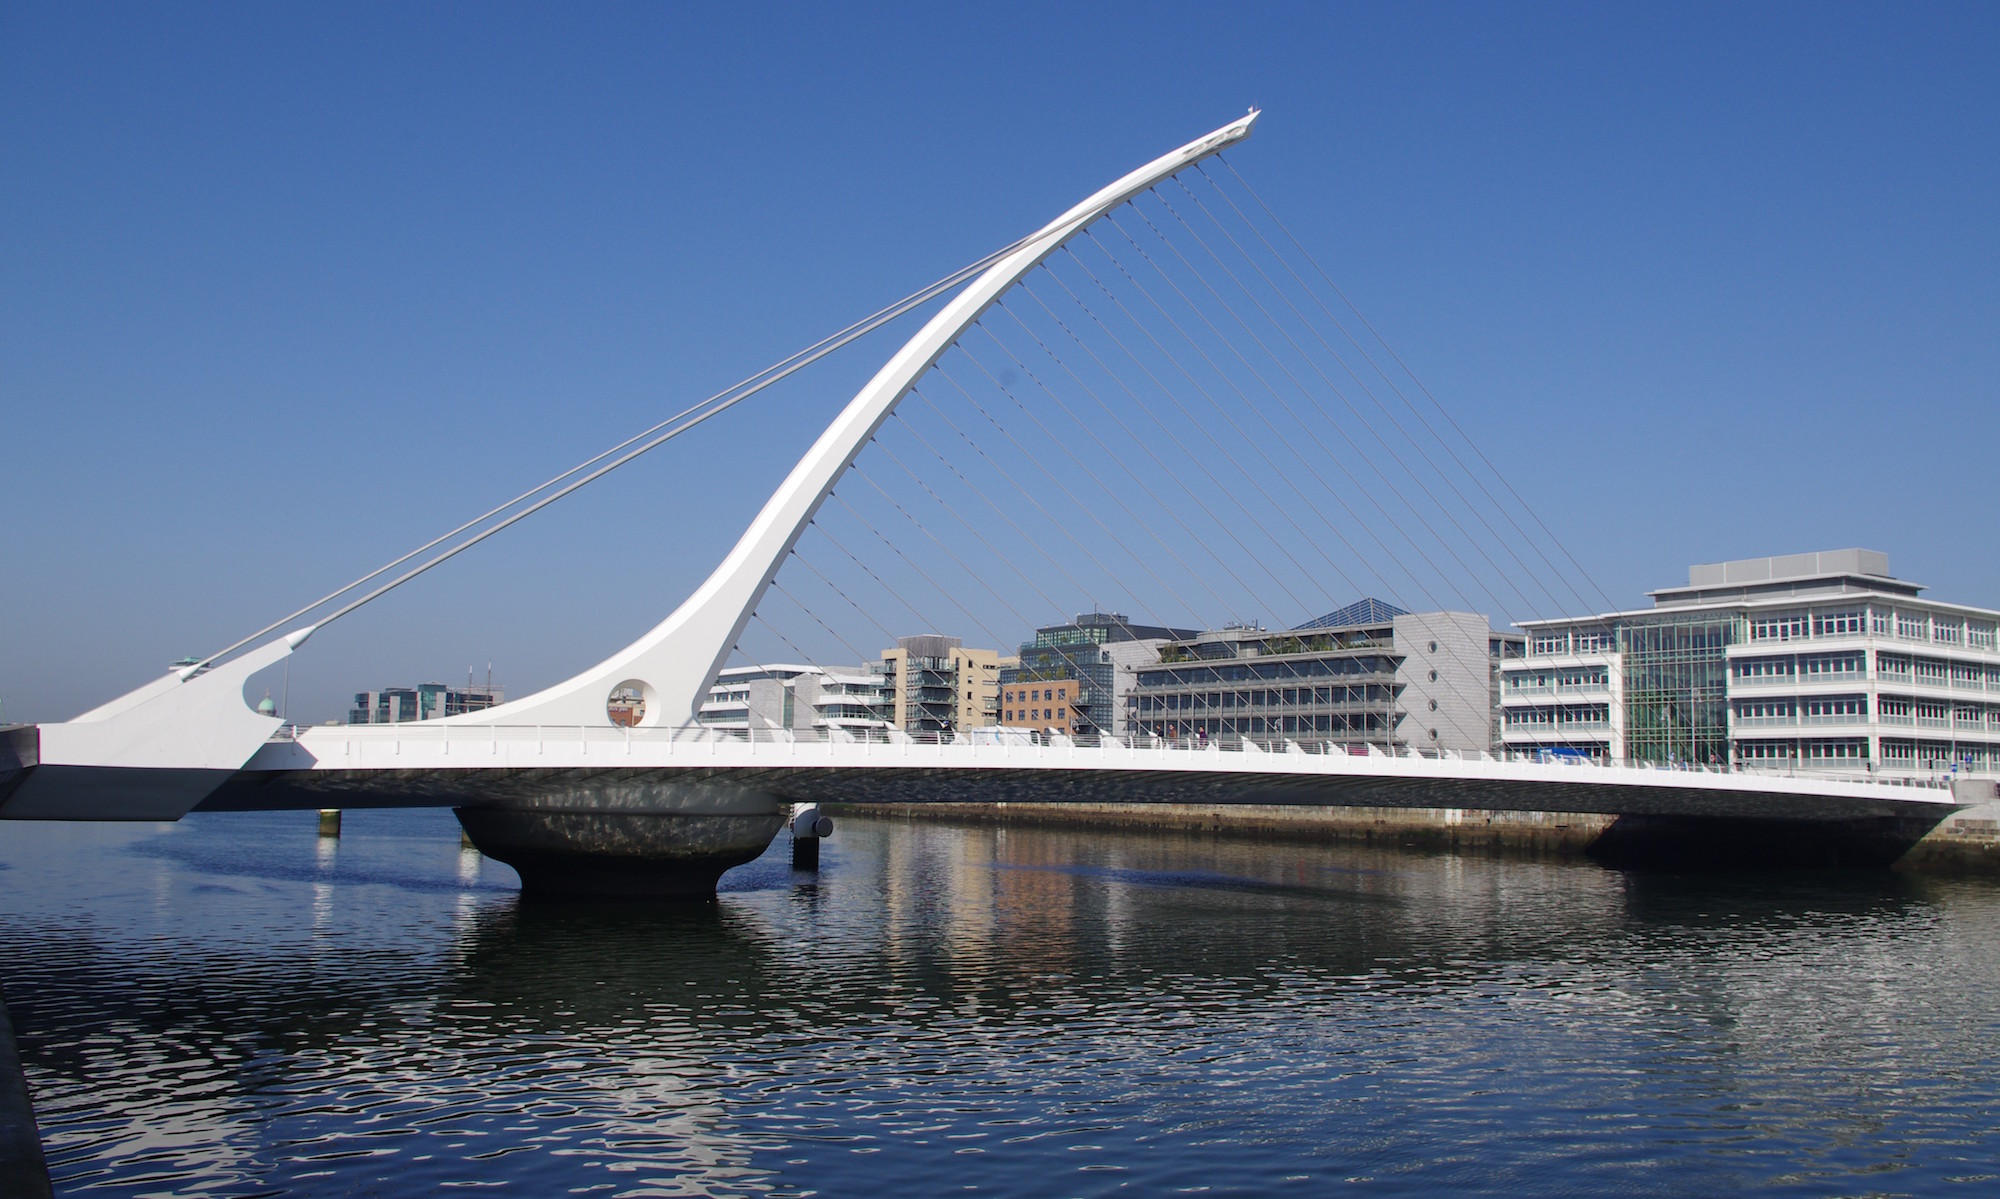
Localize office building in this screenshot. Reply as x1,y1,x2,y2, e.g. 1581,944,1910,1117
1126,599,1517,757
999,612,1198,736
348,680,504,725
1500,549,2000,776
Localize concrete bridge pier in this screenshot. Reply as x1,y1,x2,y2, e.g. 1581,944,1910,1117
452,778,786,899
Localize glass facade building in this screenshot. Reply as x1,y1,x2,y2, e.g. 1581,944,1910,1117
1502,549,2000,777
999,613,1197,736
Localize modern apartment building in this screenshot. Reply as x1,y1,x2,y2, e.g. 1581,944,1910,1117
1500,549,2000,777
1126,600,1517,757
811,669,892,734
876,635,1009,733
999,612,1198,736
693,664,895,735
695,664,824,733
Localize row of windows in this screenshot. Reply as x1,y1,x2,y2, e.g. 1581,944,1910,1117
1138,713,1390,737
1737,737,1999,767
1503,704,1611,727
1004,707,1068,723
1750,608,1999,647
1535,609,2000,662
1136,656,1394,688
1733,651,2000,684
1734,697,2000,722
1736,738,1870,760
1002,686,1070,704
1732,653,1866,679
1134,686,1395,713
1504,667,1609,690
1529,631,1614,655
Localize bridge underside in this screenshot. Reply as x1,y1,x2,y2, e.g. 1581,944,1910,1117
198,762,1952,824
185,762,1962,883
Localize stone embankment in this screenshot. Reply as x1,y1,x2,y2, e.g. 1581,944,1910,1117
835,778,2000,873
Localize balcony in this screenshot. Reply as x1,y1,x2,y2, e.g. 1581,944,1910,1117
1730,675,1798,689
1734,715,1797,728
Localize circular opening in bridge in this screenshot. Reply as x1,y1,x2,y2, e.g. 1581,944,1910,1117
1428,699,1438,711
608,680,652,727
1428,669,1438,682
1429,728,1439,741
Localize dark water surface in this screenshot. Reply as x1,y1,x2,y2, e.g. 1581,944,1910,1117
3,810,1999,1197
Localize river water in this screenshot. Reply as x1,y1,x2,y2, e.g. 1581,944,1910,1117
2,809,1998,1197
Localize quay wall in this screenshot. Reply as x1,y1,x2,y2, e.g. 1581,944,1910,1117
832,780,2000,874
832,801,1616,858
1899,781,2000,873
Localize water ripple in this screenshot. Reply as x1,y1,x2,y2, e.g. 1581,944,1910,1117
4,808,2000,1196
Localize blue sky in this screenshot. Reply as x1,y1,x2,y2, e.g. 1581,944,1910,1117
3,2,1996,723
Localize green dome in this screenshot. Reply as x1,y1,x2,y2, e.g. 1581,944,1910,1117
257,696,278,716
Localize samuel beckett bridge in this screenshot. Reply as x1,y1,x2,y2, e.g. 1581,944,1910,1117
0,113,1965,894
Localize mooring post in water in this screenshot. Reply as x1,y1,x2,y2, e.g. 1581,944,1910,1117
791,805,833,870
318,809,341,838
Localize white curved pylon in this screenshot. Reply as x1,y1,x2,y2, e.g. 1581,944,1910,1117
455,111,1259,730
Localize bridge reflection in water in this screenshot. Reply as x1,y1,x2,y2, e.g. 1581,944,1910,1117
4,809,1998,1195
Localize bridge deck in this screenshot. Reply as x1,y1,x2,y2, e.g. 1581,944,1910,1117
181,725,1959,824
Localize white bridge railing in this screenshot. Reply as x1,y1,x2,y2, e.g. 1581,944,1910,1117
275,722,1968,792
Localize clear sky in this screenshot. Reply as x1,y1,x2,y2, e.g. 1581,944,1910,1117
3,2,1996,724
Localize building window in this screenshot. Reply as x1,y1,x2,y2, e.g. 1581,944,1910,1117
1736,699,1795,723
1813,611,1863,636
1804,696,1866,720
1803,738,1868,761
1736,740,1794,761
1734,658,1794,680
1801,653,1864,679
1750,614,1808,642
1897,613,1927,639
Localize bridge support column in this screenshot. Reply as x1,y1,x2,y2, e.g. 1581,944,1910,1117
453,778,786,898
455,808,784,897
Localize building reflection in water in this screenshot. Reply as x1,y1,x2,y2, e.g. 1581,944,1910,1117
1,808,1996,1196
